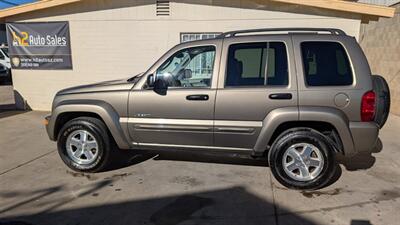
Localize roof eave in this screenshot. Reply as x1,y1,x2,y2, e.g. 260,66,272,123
0,0,395,19
271,0,396,18
0,0,81,19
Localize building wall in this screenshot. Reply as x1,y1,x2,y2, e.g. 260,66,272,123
359,3,400,116
6,0,361,110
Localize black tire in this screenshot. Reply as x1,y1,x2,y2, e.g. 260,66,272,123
6,70,13,85
268,128,337,190
372,75,390,128
0,70,12,85
57,117,112,172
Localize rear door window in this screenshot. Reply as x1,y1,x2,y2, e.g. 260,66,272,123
225,42,288,87
301,42,353,86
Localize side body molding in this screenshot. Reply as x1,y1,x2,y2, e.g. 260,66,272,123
253,107,299,153
299,106,355,156
47,100,131,149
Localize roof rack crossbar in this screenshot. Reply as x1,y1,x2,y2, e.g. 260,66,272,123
220,28,346,37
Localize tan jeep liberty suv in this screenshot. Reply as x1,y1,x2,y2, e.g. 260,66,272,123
45,28,390,190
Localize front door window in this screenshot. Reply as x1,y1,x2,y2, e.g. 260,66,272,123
156,46,216,88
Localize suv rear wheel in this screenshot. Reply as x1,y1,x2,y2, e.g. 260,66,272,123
57,117,112,172
268,128,337,190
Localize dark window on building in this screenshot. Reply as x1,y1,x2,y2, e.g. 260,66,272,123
225,42,288,87
301,42,353,86
180,33,221,43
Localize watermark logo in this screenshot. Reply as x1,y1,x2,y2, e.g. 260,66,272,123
11,31,67,47
12,31,29,46
11,57,20,67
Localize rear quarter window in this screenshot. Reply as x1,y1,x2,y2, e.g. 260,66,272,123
301,42,353,86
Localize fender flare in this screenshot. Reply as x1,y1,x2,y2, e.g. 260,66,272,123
253,106,355,156
48,100,131,149
298,106,355,156
253,107,298,153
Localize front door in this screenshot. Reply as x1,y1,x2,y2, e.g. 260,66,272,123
128,44,220,147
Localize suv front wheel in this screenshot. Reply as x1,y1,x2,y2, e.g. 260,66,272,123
268,128,337,190
57,117,112,172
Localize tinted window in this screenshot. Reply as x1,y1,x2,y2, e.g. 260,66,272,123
301,42,353,86
1,48,8,57
226,42,288,87
156,46,215,88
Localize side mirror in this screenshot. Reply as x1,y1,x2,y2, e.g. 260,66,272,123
146,74,155,87
153,78,168,95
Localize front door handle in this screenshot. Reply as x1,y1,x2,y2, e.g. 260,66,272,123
269,93,292,100
186,94,209,101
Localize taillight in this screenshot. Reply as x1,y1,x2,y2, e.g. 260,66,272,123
361,91,376,122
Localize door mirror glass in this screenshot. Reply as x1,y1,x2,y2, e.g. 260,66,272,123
146,74,155,87
153,78,168,95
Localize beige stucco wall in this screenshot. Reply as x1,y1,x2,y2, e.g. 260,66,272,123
359,3,400,116
7,0,362,110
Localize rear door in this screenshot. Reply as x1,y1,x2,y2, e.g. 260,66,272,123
214,36,298,149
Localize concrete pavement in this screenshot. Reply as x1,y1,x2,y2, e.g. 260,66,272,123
0,85,14,110
0,111,399,225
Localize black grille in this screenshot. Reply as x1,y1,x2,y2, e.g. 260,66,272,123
156,0,170,16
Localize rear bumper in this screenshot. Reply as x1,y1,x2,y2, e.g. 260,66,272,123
349,122,379,153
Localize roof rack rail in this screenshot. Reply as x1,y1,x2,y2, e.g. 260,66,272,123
220,28,346,37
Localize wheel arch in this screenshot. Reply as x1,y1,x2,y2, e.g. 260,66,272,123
253,106,355,156
49,100,130,149
267,122,343,154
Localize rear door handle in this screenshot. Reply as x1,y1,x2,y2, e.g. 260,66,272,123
186,94,209,101
269,93,292,100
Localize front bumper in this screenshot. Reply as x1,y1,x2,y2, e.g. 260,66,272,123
44,114,56,141
349,122,379,153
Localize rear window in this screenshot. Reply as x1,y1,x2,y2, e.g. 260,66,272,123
301,42,353,86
